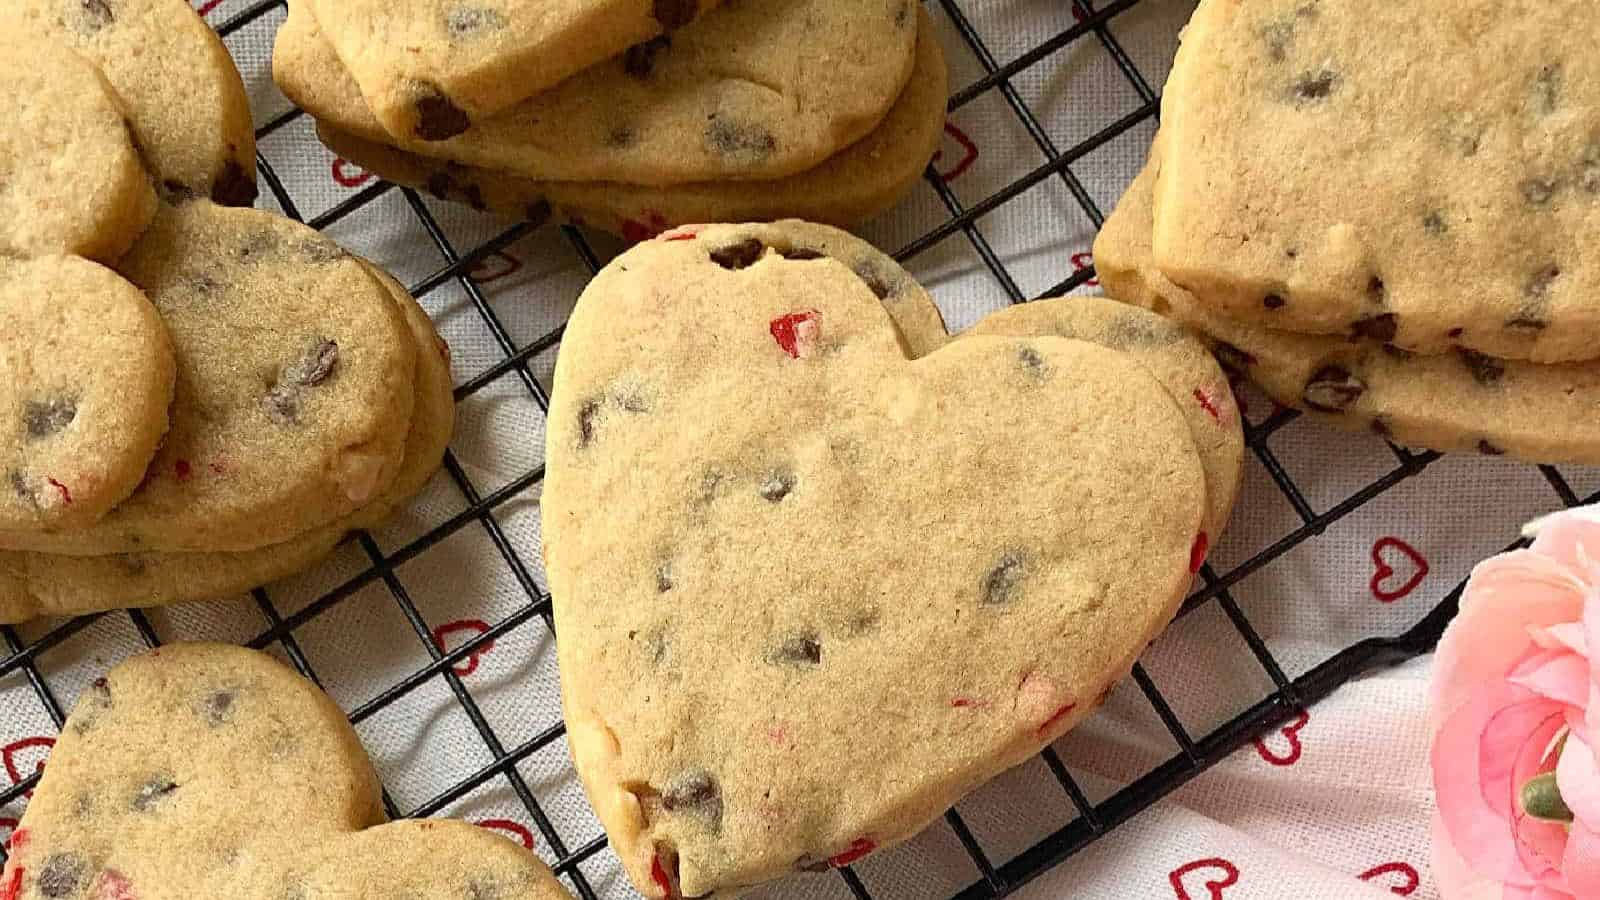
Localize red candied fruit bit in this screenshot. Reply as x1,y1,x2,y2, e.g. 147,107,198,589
1193,387,1222,421
828,837,877,868
659,225,703,242
769,310,822,359
5,827,25,852
97,870,136,900
47,478,72,505
1035,702,1078,736
650,854,676,898
1190,531,1210,574
174,460,193,482
1,867,23,900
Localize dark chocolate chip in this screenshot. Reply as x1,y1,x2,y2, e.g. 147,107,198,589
1380,343,1415,361
1506,313,1549,333
577,400,600,448
161,178,199,204
1478,439,1506,456
652,0,697,29
25,398,77,439
211,158,258,207
1350,313,1397,342
709,237,764,270
656,563,674,593
1285,247,1299,260
624,35,672,78
1521,178,1557,207
1366,276,1386,303
758,472,796,503
293,340,339,386
1526,264,1561,298
1263,293,1287,310
78,0,114,31
1535,64,1563,114
446,6,505,37
1017,345,1045,375
524,199,553,226
91,677,111,702
778,246,826,261
769,634,821,668
414,88,471,141
1212,342,1256,373
1455,348,1506,386
1422,211,1448,235
461,182,487,212
850,261,895,299
1371,417,1393,439
425,170,455,200
1291,69,1338,101
705,117,777,163
133,778,178,811
662,771,723,827
37,853,86,898
981,553,1025,605
1448,327,1465,339
203,689,235,726
1302,365,1365,412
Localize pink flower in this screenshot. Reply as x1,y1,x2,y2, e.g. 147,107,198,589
1431,506,1600,899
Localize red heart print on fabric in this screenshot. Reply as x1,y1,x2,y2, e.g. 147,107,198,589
1169,858,1239,899
2,738,53,797
1252,710,1309,766
1369,537,1429,603
933,122,979,182
1070,251,1100,287
330,158,374,188
430,620,495,677
468,250,523,284
476,818,536,850
1358,862,1420,896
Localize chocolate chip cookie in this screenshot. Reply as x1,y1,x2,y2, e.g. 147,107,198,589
0,35,156,262
305,0,721,141
1155,0,1600,362
0,643,573,900
0,201,416,555
0,256,174,534
545,227,1206,897
0,0,257,206
276,0,919,186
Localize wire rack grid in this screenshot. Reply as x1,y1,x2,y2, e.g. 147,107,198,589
2,1,1596,898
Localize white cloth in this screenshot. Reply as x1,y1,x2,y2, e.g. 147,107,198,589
2,2,1594,898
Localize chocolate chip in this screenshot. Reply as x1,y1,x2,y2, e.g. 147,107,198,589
1456,348,1505,386
25,398,77,438
446,7,505,37
161,178,199,205
1366,276,1386,303
37,853,85,897
293,340,339,386
652,0,697,29
1526,264,1561,298
1284,247,1299,260
1521,179,1557,207
706,117,777,163
91,676,111,702
850,261,895,299
662,771,723,826
1478,439,1506,456
656,563,673,593
1263,293,1286,310
981,553,1025,605
203,689,235,726
425,170,455,200
709,237,764,270
1380,343,1415,361
624,35,672,78
778,246,825,261
1302,365,1365,412
1018,345,1045,375
211,158,258,207
1448,327,1465,339
1371,417,1393,439
1422,211,1448,235
414,88,471,141
769,634,821,667
1291,69,1338,101
1350,313,1397,342
1535,64,1563,114
1506,313,1549,333
1212,342,1256,372
759,472,796,503
461,182,487,212
76,0,114,32
133,778,178,811
524,199,553,226
577,400,600,448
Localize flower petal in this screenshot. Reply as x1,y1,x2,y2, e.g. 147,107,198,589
1557,733,1600,824
1509,649,1591,708
1530,622,1588,656
1530,506,1600,579
1561,820,1600,897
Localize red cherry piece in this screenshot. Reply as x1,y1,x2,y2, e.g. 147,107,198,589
47,478,72,505
769,310,821,359
174,460,193,482
1189,531,1210,573
1,868,23,900
828,837,876,868
1193,387,1222,421
650,854,675,898
1036,701,1078,736
660,225,703,242
5,827,25,853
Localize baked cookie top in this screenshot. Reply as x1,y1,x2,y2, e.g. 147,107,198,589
0,256,173,533
0,0,257,206
544,227,1205,897
276,0,919,186
0,35,156,262
0,202,416,556
0,643,573,900
1155,0,1600,362
305,0,721,140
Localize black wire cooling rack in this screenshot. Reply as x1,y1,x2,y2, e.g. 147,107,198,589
3,1,1599,898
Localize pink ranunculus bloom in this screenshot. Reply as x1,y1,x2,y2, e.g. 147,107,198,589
1431,506,1600,899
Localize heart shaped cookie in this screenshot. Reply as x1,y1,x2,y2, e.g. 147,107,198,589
544,226,1208,896
0,643,572,900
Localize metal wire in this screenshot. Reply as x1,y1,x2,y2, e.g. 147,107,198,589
1,2,1595,898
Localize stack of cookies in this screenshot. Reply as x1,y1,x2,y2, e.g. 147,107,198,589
272,0,948,239
1095,0,1600,465
542,222,1244,898
0,0,455,625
